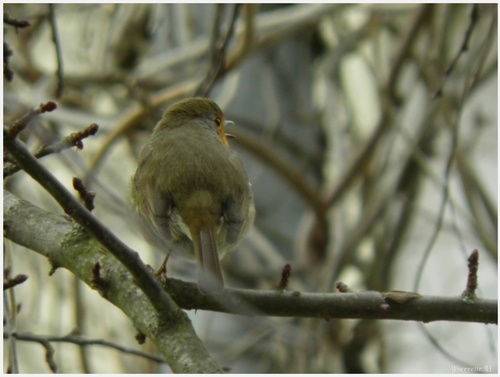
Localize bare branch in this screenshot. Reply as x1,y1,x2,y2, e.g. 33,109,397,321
48,4,64,98
434,5,480,98
4,123,99,178
195,4,241,97
5,101,57,139
164,279,496,325
5,332,165,364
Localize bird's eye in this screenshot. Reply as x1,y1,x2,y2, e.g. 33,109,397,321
214,117,222,127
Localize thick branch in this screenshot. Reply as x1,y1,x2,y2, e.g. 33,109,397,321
163,279,496,325
3,179,220,371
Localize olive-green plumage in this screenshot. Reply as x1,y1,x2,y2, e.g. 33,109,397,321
131,98,255,293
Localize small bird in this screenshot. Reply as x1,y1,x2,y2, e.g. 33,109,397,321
131,98,255,293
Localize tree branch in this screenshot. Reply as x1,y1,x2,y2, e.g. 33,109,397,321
48,4,64,98
4,190,496,325
4,332,165,364
164,279,497,325
4,122,99,178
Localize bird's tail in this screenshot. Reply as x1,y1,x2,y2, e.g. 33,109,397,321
192,226,224,293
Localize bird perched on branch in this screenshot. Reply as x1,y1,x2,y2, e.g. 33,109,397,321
131,97,255,293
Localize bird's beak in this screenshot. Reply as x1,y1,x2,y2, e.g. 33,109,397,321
224,120,236,139
218,120,235,146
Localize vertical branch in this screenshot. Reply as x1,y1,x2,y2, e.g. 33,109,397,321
194,4,241,97
434,4,480,98
3,289,20,373
226,4,258,71
48,4,64,98
73,277,91,373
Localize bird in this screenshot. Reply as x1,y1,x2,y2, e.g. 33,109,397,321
131,97,255,293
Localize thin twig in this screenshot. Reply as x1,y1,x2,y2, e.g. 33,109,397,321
5,101,57,139
48,4,64,98
73,277,91,373
417,322,478,370
413,139,455,290
6,332,166,364
195,4,241,97
5,331,58,372
434,5,480,98
4,123,99,178
39,123,99,154
3,12,31,81
225,4,257,70
413,9,481,291
34,337,57,372
387,4,434,103
3,291,19,373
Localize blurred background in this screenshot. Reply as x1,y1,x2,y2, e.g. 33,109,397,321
3,3,497,373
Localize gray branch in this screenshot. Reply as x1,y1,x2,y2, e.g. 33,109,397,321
3,190,222,373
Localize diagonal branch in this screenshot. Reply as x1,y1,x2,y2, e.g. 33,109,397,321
48,4,64,98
